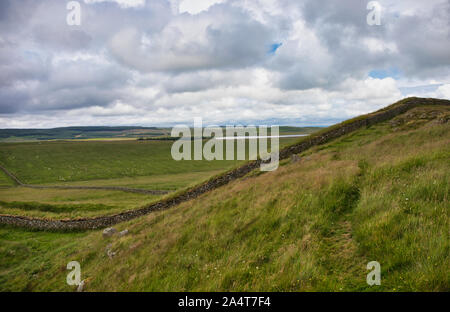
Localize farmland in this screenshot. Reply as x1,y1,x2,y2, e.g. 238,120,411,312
0,128,311,219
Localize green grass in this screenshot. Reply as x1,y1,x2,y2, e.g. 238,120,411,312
0,140,238,184
0,136,302,218
0,105,448,291
0,191,160,219
0,171,224,218
0,170,14,188
0,136,303,185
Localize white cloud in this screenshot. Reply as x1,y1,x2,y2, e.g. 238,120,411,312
179,0,225,15
437,84,450,99
84,0,146,9
0,0,449,128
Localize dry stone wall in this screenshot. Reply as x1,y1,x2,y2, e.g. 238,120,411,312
1,97,449,231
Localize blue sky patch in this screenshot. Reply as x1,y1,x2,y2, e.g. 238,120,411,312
399,84,442,96
369,68,401,79
268,43,283,54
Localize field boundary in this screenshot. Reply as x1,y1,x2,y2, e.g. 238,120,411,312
1,97,449,231
0,164,169,195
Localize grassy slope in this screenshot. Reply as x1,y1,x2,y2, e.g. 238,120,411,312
0,106,448,291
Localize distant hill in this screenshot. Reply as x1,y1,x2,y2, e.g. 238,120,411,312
0,126,321,142
0,126,168,141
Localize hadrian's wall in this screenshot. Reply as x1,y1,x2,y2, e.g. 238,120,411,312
1,97,449,231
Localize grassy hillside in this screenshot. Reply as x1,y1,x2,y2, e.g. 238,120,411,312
0,105,448,291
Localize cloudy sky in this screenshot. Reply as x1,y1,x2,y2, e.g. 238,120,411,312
1,0,449,128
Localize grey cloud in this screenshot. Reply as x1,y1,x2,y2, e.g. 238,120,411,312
162,69,252,93
268,0,450,90
392,2,450,75
33,87,120,111
109,3,275,73
0,49,50,87
0,88,29,114
0,0,449,126
25,58,132,112
47,59,130,90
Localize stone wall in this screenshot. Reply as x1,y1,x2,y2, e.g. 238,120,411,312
1,97,449,231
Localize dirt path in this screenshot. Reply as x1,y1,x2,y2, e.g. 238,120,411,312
0,97,448,231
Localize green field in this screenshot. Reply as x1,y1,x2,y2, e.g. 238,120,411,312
0,170,14,188
0,126,320,142
0,140,240,184
0,126,172,142
0,128,311,185
0,139,243,218
0,171,223,219
0,132,307,218
0,104,448,291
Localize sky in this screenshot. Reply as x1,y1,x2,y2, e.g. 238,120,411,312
0,0,449,128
